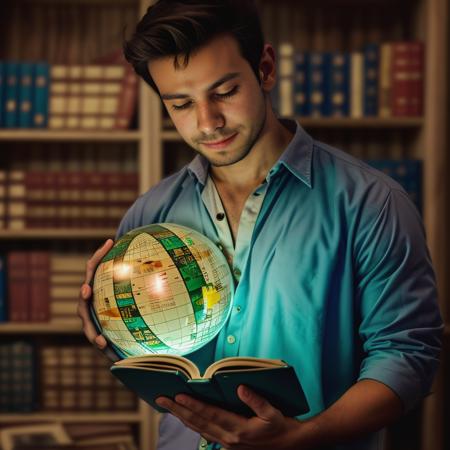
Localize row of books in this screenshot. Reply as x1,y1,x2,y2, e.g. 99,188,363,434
0,61,137,130
274,41,424,118
0,170,138,229
0,251,88,323
0,341,137,413
0,422,137,450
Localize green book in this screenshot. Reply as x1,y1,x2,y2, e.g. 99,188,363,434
111,355,309,417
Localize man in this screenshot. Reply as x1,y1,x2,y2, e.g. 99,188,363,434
78,1,443,449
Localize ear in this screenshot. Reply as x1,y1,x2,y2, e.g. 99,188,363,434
258,44,277,92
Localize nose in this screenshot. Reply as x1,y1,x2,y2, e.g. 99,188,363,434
196,101,225,135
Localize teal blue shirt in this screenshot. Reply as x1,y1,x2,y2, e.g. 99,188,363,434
117,120,442,450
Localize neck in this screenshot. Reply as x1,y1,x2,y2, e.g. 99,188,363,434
210,104,294,190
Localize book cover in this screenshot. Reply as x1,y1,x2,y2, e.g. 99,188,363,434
3,62,19,127
33,62,50,128
363,43,379,116
111,355,309,418
328,51,350,117
18,62,34,128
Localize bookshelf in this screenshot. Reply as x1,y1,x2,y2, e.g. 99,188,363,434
0,1,447,450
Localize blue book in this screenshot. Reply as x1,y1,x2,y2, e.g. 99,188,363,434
307,52,331,117
366,159,423,213
3,62,19,128
33,62,50,128
328,51,350,117
363,43,380,116
294,51,310,116
0,254,6,322
18,62,35,128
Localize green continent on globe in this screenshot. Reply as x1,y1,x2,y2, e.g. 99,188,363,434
92,223,234,357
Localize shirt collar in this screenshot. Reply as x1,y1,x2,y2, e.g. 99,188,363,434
187,119,313,189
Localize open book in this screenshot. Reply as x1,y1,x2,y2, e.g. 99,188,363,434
111,355,309,417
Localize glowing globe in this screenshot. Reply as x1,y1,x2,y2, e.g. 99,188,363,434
91,223,234,357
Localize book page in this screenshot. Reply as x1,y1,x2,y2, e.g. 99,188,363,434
203,357,286,379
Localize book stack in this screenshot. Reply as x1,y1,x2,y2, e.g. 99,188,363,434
40,345,138,412
49,253,88,326
49,64,137,130
3,169,138,230
275,41,424,118
0,341,37,412
0,61,137,130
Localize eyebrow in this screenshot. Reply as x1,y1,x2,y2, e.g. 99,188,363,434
160,72,240,100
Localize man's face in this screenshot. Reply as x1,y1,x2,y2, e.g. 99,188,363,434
148,34,268,167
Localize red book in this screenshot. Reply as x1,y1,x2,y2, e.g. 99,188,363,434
29,251,50,322
408,42,424,116
7,251,29,321
391,42,411,117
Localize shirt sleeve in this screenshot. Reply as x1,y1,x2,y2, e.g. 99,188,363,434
354,188,443,411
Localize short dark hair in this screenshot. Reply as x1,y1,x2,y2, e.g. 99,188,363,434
123,0,264,92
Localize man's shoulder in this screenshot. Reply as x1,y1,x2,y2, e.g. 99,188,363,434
312,139,405,194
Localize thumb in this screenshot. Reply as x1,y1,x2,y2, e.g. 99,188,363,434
237,385,282,422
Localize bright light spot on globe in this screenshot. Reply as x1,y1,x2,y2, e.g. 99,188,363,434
152,274,166,295
114,262,132,279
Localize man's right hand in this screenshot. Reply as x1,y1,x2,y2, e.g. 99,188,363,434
77,238,117,360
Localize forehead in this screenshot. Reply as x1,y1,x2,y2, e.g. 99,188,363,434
148,34,251,94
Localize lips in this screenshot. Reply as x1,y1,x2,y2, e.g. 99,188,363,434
201,133,238,150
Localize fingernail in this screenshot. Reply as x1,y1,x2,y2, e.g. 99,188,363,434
95,335,106,349
156,397,169,408
81,285,90,298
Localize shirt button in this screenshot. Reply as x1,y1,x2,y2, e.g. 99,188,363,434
227,335,236,344
233,267,241,279
253,191,261,197
216,212,225,221
235,305,241,312
216,242,224,251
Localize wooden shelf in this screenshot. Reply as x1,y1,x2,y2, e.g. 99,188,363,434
0,412,143,424
0,130,141,142
161,117,424,141
0,323,82,334
0,229,116,239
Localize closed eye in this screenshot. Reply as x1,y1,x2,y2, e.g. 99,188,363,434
171,101,192,111
214,85,239,99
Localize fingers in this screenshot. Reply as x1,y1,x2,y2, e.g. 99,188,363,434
237,386,282,422
77,239,114,349
84,239,114,285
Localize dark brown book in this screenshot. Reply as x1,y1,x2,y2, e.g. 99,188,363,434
7,252,29,321
29,251,50,322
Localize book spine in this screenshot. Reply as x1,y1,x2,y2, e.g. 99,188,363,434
409,42,424,116
293,51,310,116
350,52,364,118
391,42,411,117
4,62,19,127
33,62,50,128
7,251,30,321
363,43,379,116
0,169,6,228
29,251,50,322
379,43,392,117
307,52,329,117
0,61,4,127
18,62,34,128
7,170,26,230
328,52,350,117
278,42,295,118
114,66,138,129
0,254,7,322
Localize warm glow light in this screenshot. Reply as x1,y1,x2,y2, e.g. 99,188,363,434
153,274,165,294
115,263,132,279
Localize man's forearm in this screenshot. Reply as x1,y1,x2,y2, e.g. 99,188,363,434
288,379,404,449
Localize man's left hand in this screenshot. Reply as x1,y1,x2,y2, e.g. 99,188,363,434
155,385,301,449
